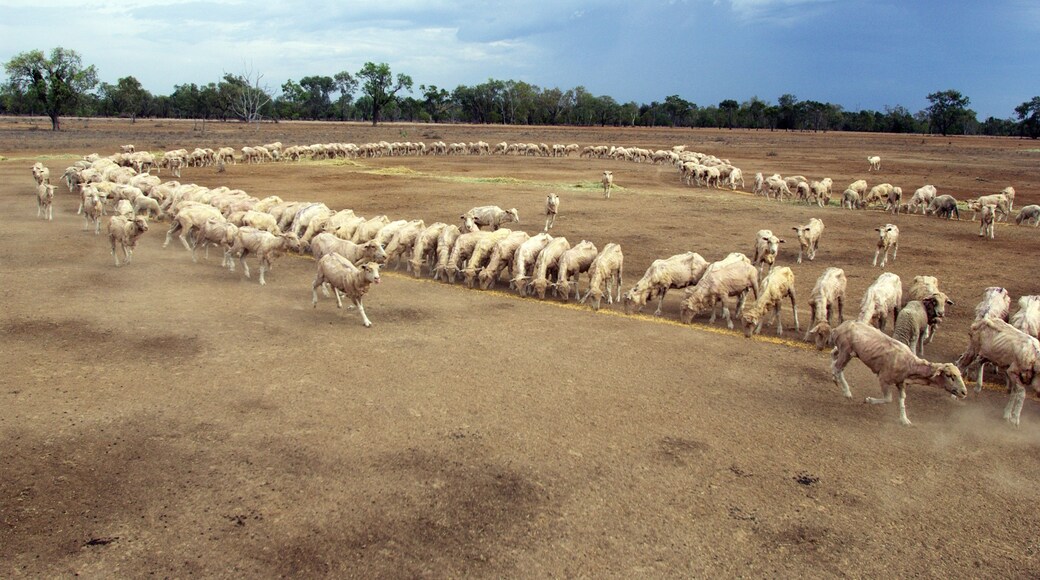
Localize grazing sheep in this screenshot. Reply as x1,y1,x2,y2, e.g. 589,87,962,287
478,230,530,290
908,185,937,213
765,175,792,201
1015,204,1040,226
431,225,462,281
925,194,959,219
966,194,1010,222
884,186,903,214
841,189,866,209
872,224,899,267
892,299,941,356
463,206,519,231
601,171,614,198
311,254,382,328
864,183,899,209
544,193,560,231
957,317,1040,425
678,253,759,328
740,266,798,337
310,233,387,265
867,155,881,171
191,218,239,266
229,228,302,285
36,183,56,220
623,252,710,316
1011,295,1040,339
383,220,427,269
975,287,1011,322
805,268,847,340
978,204,996,239
792,218,824,263
1001,186,1016,212
859,272,903,332
553,241,598,301
827,320,967,425
511,234,553,294
444,230,490,284
462,228,513,288
848,179,869,197
107,215,149,267
529,237,571,299
752,229,784,275
580,243,624,310
408,222,448,276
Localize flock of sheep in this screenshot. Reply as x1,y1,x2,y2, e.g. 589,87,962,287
27,138,1040,427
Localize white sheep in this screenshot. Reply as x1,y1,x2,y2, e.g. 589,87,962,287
867,155,881,171
462,228,514,288
32,162,51,186
580,243,624,310
601,171,614,198
739,266,798,337
908,185,937,213
164,204,224,252
1001,186,1016,212
351,215,391,243
678,253,759,328
966,194,1010,222
311,254,382,328
805,267,847,340
191,218,239,266
529,236,572,299
431,225,462,281
841,189,865,210
383,220,427,270
859,272,902,332
463,206,519,231
978,204,996,239
82,192,104,234
444,230,489,284
132,196,163,220
544,193,560,231
310,233,388,266
872,224,899,267
36,183,56,221
1015,205,1040,226
728,167,745,190
229,228,302,285
107,215,149,267
975,287,1010,322
553,241,598,301
792,218,824,263
752,229,784,275
478,231,531,290
956,317,1040,425
864,183,899,209
824,320,967,425
622,252,710,316
1011,296,1040,339
510,233,553,294
408,222,448,276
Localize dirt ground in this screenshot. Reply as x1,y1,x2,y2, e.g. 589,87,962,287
2,117,1040,577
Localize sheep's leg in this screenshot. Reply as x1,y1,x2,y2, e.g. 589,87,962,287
708,296,718,324
179,231,193,253
797,247,803,264
1002,384,1025,426
872,248,880,267
111,240,121,267
258,258,268,286
654,290,667,317
831,348,854,398
240,255,251,279
334,288,345,309
355,298,372,327
311,274,324,307
865,380,894,405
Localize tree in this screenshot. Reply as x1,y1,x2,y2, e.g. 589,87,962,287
333,71,357,120
103,75,150,122
221,66,272,124
1015,96,1040,139
4,47,98,130
925,90,971,136
299,75,334,119
356,62,412,126
719,99,739,128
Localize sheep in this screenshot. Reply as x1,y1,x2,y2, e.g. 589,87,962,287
765,175,791,201
461,229,514,288
383,220,427,269
511,234,554,294
291,203,334,242
978,204,996,239
107,215,149,267
164,204,223,252
544,193,560,231
867,155,881,171
728,167,745,190
956,317,1040,425
841,189,865,209
884,186,903,214
407,222,447,276
239,210,281,234
580,243,624,310
678,253,759,328
892,299,943,356
191,218,239,266
229,227,302,285
926,194,960,219
36,183,56,221
553,241,598,301
908,185,937,214
462,206,519,231
132,196,162,220
1001,186,1016,212
311,254,382,328
478,231,531,290
872,224,899,267
739,266,798,337
351,215,391,243
966,194,1010,222
975,287,1011,322
622,252,710,316
1011,295,1040,339
826,320,966,426
752,229,784,275
431,225,462,281
753,172,765,196
601,171,614,198
792,218,824,264
82,192,104,234
859,272,902,332
809,180,830,207
529,237,572,299
310,233,387,265
848,179,869,196
1015,204,1040,226
444,230,489,284
805,267,847,340
905,275,954,345
864,183,898,209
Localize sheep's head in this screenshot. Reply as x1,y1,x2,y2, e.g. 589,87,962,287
366,241,388,264
622,289,646,314
362,262,381,285
280,231,302,252
507,208,520,224
531,277,550,299
931,363,967,399
807,321,832,350
478,269,497,289
461,214,479,232
740,310,760,338
133,216,149,232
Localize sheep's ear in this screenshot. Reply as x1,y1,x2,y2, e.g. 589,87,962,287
792,227,800,232
874,228,881,232
778,239,786,243
946,299,955,306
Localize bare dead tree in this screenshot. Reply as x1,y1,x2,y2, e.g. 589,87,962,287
222,64,272,126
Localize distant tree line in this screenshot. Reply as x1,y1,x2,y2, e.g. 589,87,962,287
4,47,1040,138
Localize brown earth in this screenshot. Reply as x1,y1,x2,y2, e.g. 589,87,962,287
2,117,1040,577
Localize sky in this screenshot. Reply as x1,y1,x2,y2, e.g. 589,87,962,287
2,0,1037,119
